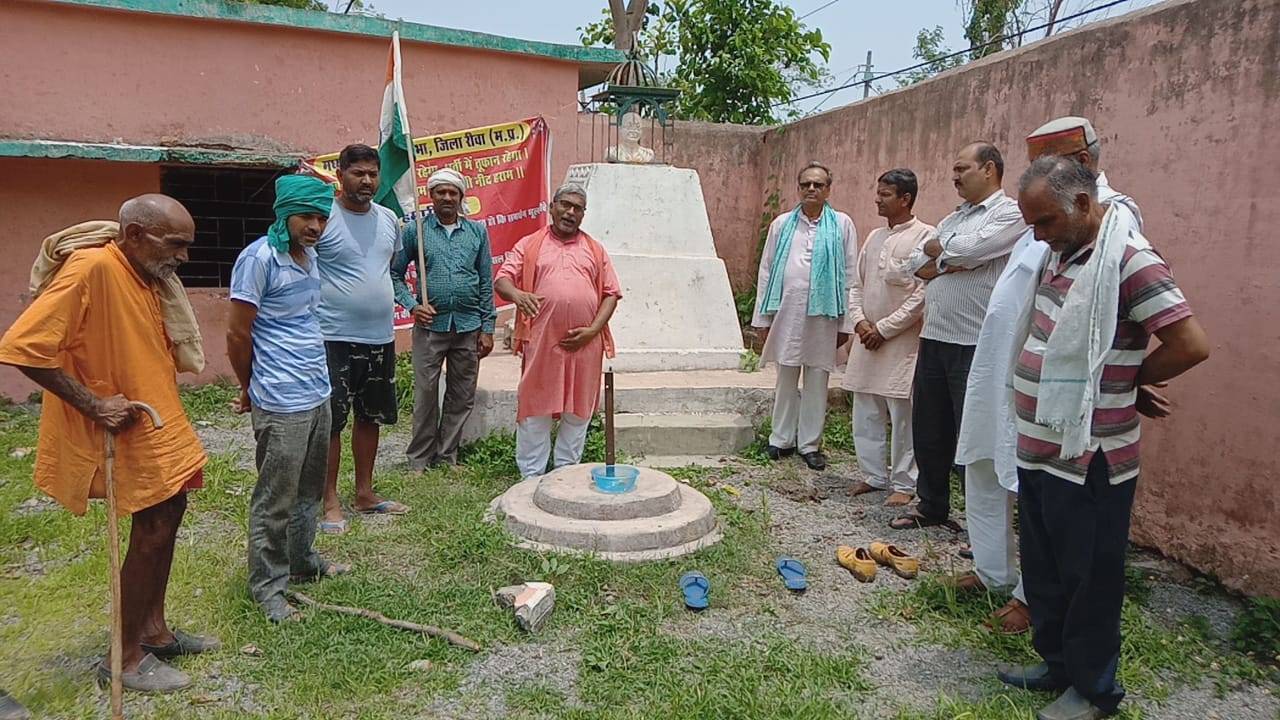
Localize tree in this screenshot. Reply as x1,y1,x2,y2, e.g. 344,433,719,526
900,0,1120,86
895,26,968,87
963,0,1022,59
579,0,831,125
607,0,650,52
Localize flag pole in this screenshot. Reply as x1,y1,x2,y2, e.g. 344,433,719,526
411,138,429,308
389,31,428,308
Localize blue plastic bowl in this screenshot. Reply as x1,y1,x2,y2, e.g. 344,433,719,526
591,464,640,493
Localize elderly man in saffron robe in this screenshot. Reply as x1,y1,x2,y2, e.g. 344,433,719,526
496,183,622,479
0,195,217,692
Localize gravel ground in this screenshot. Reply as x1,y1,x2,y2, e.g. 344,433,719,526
423,642,582,719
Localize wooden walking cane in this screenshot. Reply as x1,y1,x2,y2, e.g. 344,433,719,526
104,401,164,720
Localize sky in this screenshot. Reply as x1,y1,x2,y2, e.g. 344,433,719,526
355,0,1163,116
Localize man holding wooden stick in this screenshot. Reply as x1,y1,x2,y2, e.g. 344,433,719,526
392,167,497,471
0,195,217,692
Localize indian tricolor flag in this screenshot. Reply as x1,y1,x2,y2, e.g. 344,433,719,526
374,32,417,219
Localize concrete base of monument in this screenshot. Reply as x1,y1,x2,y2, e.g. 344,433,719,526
567,163,745,372
487,463,723,562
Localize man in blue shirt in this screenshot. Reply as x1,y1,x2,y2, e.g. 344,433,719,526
316,144,406,534
227,175,351,623
391,168,496,470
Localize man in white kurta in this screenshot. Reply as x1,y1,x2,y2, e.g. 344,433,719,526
844,169,931,505
753,162,857,471
955,116,1145,633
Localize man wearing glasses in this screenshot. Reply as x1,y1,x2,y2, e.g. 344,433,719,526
752,162,858,471
496,183,622,479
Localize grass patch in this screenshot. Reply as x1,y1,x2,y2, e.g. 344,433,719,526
179,381,238,424
3,391,875,718
1232,596,1280,667
4,387,1276,718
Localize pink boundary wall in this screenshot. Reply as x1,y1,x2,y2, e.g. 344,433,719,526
1,0,1277,593
753,0,1279,596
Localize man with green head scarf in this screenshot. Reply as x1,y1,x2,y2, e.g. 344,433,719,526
226,174,352,623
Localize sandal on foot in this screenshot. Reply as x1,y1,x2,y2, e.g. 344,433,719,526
889,511,949,530
261,598,302,624
944,572,987,592
140,629,222,660
848,482,884,497
96,653,191,693
320,518,349,535
884,492,915,507
290,559,352,584
355,500,409,515
985,598,1032,635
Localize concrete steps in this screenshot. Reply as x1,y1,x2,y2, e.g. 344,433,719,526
614,412,754,457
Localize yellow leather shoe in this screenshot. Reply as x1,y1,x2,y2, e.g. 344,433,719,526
836,545,876,583
869,542,919,579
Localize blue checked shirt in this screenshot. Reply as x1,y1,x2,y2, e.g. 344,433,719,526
229,237,331,413
391,215,497,334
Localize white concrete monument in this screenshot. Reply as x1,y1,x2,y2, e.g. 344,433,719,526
567,162,744,371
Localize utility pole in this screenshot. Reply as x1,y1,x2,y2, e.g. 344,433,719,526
861,50,874,98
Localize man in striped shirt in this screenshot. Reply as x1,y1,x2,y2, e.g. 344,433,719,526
998,157,1209,720
228,175,353,623
892,143,1026,530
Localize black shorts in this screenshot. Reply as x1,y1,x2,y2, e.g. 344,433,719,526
325,340,398,434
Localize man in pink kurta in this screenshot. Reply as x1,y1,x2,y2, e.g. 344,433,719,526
843,170,932,506
496,183,622,478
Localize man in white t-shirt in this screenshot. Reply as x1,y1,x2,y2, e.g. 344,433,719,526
316,144,407,535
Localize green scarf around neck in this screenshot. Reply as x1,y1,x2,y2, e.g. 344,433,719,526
758,203,846,319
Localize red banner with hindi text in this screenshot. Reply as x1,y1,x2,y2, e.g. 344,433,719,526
304,116,549,329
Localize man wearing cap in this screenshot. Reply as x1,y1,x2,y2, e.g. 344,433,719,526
495,183,622,479
317,144,407,535
954,118,1146,636
892,142,1026,531
227,174,351,623
391,167,496,471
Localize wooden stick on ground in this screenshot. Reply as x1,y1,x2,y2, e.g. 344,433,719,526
286,590,481,653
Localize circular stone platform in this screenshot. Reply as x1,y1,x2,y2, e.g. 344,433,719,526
487,463,722,562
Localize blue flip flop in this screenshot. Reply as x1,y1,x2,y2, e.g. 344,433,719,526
776,557,808,592
679,571,710,610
